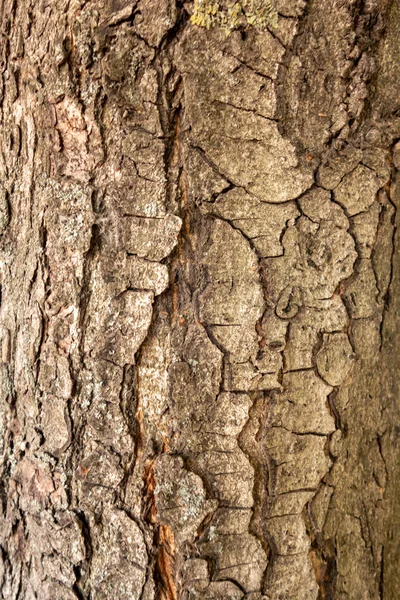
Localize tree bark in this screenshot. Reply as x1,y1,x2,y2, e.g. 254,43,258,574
0,1,399,599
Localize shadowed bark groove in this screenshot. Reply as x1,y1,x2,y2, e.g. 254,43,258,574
0,0,399,599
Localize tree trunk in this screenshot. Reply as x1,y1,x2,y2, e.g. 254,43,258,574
0,0,399,598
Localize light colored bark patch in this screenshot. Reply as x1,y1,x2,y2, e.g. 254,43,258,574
334,164,387,216
91,509,148,600
316,332,355,386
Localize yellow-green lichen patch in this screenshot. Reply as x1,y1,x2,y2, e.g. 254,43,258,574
191,0,278,34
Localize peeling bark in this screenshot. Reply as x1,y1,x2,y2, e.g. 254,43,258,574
0,0,399,599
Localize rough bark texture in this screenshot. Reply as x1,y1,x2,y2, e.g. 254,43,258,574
0,1,399,599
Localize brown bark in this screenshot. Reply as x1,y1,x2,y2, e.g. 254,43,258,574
0,1,399,599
